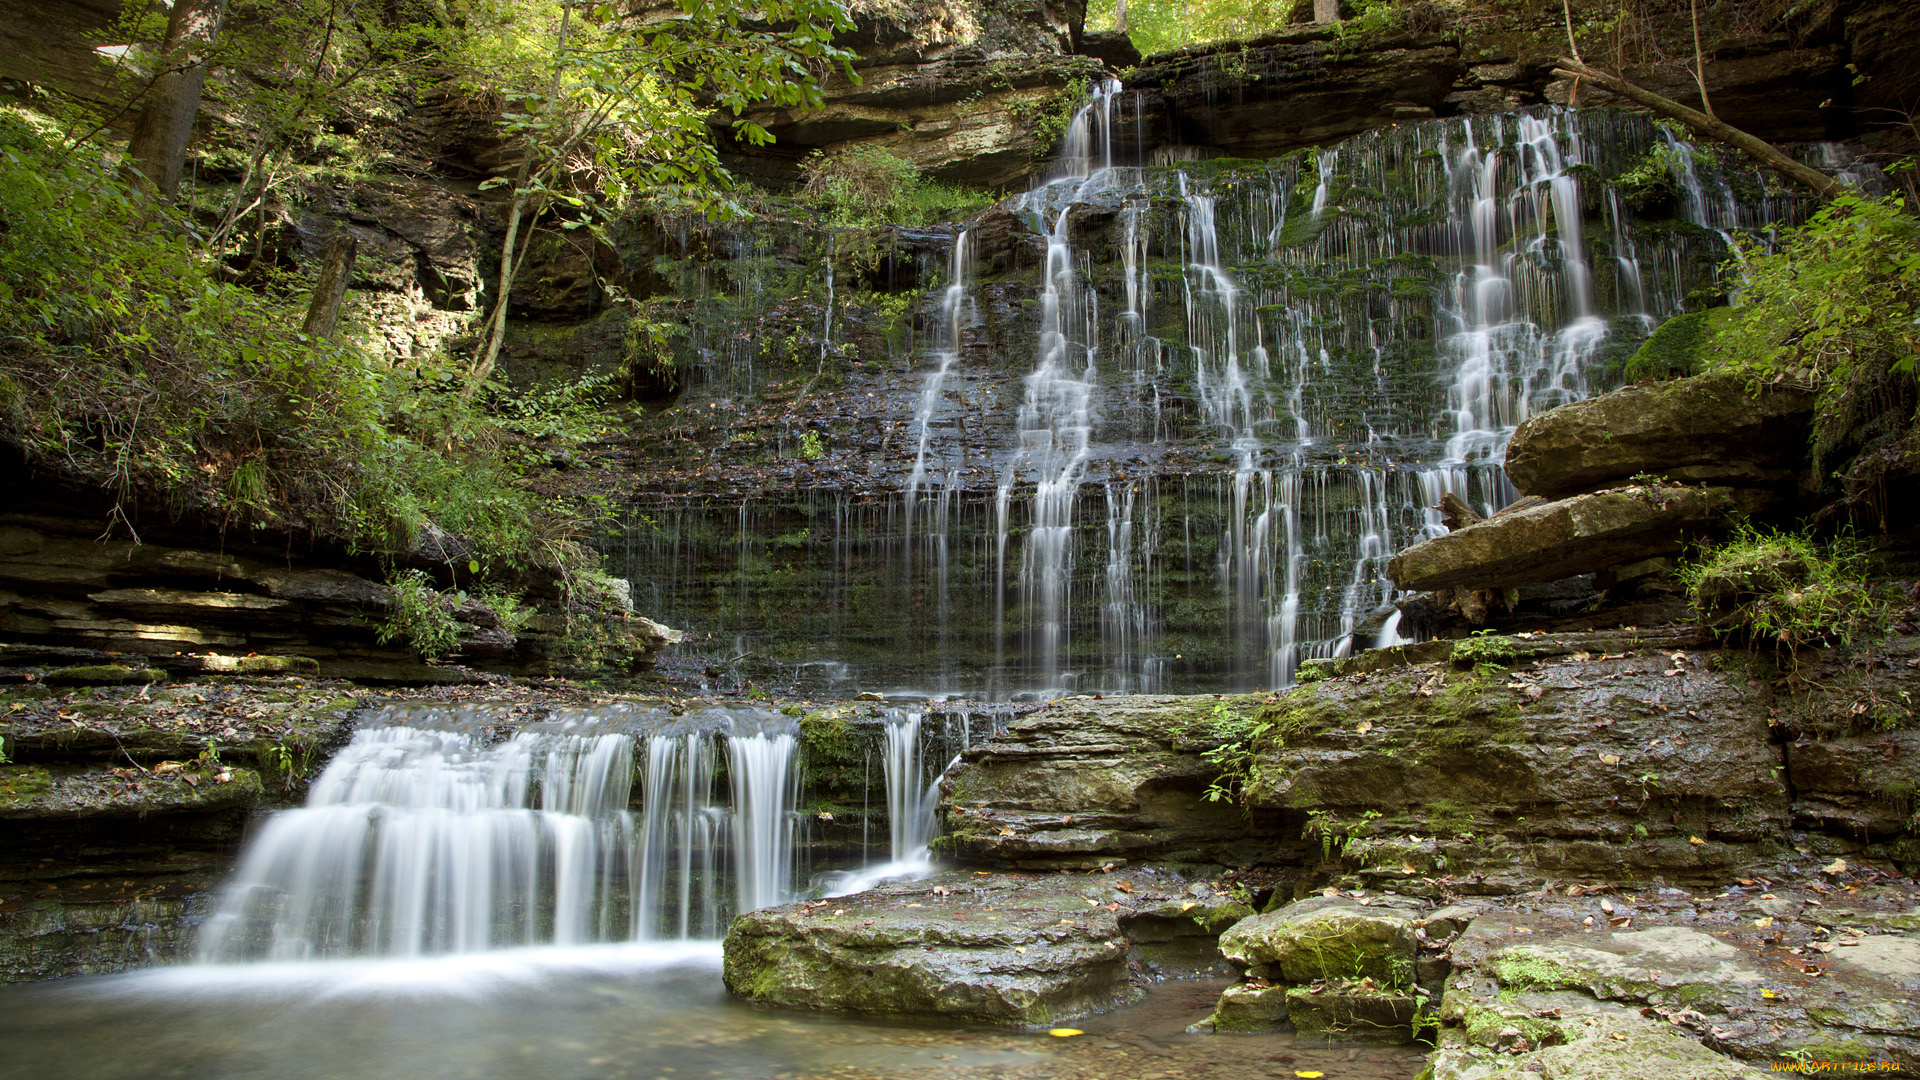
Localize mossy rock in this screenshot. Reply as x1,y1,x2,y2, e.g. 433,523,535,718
40,665,165,687
1285,984,1419,1043
1200,982,1290,1033
1619,306,1734,383
1218,896,1421,987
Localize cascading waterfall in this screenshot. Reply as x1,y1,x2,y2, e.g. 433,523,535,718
620,97,1818,696
197,702,1018,961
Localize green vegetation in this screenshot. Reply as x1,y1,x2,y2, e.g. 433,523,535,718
1086,0,1458,56
1620,306,1734,382
1706,194,1920,510
375,569,463,660
798,146,992,228
1677,524,1887,653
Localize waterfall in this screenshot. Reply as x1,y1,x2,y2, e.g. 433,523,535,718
196,708,808,962
619,100,1818,696
882,711,934,862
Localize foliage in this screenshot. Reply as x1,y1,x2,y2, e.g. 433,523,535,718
376,569,463,660
1677,524,1886,653
1086,0,1453,56
797,145,991,228
1708,194,1920,475
1613,140,1690,213
0,111,606,595
1016,76,1090,158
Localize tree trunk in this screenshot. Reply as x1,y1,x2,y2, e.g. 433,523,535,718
302,232,359,341
1314,0,1346,22
1553,58,1842,200
127,0,227,199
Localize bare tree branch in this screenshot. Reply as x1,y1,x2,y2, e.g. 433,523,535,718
1553,57,1842,200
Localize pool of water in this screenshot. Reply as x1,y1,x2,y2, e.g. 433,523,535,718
0,946,1430,1080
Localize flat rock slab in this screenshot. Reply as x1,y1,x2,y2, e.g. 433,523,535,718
723,871,1142,1026
1437,907,1920,1072
1387,485,1771,592
1503,371,1813,499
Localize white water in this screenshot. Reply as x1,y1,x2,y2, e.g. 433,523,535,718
196,701,1016,962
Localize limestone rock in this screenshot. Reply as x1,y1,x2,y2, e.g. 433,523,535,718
1218,896,1421,985
1436,910,1920,1073
938,695,1273,867
1245,648,1791,887
1285,985,1419,1042
1503,373,1814,499
1387,485,1772,592
1199,983,1290,1033
722,871,1138,1026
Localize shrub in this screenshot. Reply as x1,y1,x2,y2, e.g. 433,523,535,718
1707,194,1919,521
798,145,990,228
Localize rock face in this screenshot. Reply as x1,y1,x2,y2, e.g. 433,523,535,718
725,0,1101,188
0,516,678,681
722,870,1139,1025
937,632,1920,891
1386,484,1773,593
938,695,1282,868
1502,373,1816,499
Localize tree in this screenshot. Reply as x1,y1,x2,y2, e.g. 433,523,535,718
126,0,227,198
459,0,856,392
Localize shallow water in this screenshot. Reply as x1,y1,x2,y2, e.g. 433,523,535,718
0,947,1428,1080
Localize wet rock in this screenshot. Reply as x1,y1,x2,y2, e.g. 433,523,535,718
1245,647,1791,888
1386,484,1773,592
1198,982,1290,1033
1503,373,1815,499
722,871,1139,1026
1219,896,1422,985
1286,985,1420,1043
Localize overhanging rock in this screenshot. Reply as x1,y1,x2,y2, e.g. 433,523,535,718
1386,485,1772,593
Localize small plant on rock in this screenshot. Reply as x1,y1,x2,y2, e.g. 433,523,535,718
1677,524,1886,655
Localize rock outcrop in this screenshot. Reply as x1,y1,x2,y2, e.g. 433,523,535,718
1433,903,1920,1075
0,515,679,681
1386,484,1773,593
938,695,1284,869
722,870,1140,1025
1388,371,1817,601
938,632,1920,888
1502,373,1816,499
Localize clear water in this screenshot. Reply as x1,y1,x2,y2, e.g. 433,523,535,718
0,955,1428,1080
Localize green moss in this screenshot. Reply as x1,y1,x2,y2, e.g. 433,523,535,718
40,665,166,687
1620,307,1733,382
1489,951,1583,992
0,765,53,808
1448,634,1517,668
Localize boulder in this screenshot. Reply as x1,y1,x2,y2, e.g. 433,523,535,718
722,871,1139,1026
1502,372,1814,499
1386,484,1771,592
1219,895,1422,985
1200,983,1291,1033
1285,985,1420,1043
